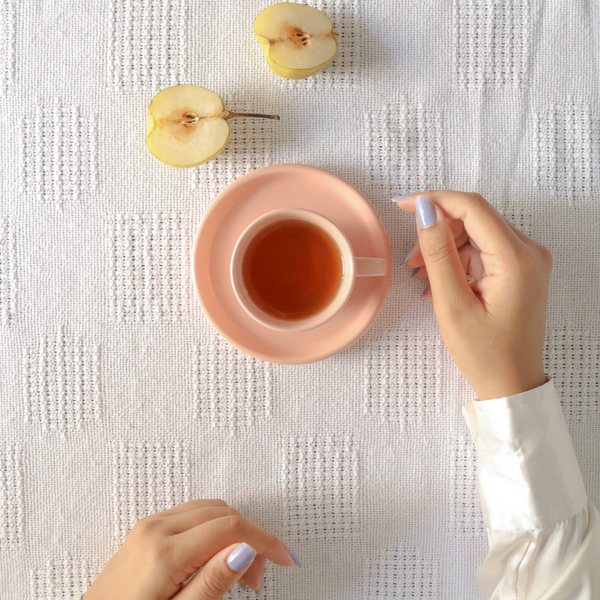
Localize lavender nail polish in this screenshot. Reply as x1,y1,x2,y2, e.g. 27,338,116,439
391,194,411,202
227,543,257,572
400,248,412,265
410,268,419,278
420,284,430,299
289,549,303,568
416,196,437,228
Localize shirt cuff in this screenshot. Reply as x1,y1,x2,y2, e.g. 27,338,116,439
462,379,588,532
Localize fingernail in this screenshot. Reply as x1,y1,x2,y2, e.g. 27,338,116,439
420,284,430,299
392,194,411,202
410,268,419,278
289,549,303,568
416,195,437,228
227,543,257,572
400,248,412,265
257,575,265,598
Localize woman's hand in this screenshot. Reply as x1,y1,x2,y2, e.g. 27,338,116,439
394,191,552,400
84,499,297,600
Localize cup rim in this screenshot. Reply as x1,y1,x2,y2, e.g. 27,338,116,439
230,208,356,333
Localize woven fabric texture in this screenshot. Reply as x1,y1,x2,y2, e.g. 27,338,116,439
0,1,599,598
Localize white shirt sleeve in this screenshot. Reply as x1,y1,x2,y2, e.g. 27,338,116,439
462,379,600,599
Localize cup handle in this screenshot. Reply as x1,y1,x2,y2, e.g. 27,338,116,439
355,257,387,277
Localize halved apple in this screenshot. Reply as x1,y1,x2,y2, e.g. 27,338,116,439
146,85,279,168
254,3,338,80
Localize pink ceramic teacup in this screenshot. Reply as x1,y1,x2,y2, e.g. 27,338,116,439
230,208,387,333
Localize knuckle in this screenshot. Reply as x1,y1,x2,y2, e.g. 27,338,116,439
539,244,553,268
208,499,228,507
133,516,162,537
502,243,530,271
468,192,487,208
224,515,245,536
200,567,231,598
516,249,537,275
510,244,553,281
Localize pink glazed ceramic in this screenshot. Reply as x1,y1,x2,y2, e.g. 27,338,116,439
230,207,388,333
192,164,392,364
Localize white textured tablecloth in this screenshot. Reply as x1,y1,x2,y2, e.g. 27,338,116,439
0,1,599,598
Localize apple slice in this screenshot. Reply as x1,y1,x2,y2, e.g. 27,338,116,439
254,3,338,80
146,85,279,168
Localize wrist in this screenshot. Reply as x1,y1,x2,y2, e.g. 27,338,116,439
473,369,547,401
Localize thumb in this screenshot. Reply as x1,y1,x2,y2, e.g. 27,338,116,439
178,543,257,600
415,195,474,306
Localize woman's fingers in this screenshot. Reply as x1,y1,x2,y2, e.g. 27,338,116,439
413,197,476,310
164,506,241,535
395,191,521,255
157,499,229,517
470,280,483,295
458,243,485,280
454,228,470,252
404,220,469,269
503,216,536,245
420,282,432,301
402,238,422,266
175,543,256,600
411,266,428,279
173,516,295,573
240,553,266,592
409,242,485,282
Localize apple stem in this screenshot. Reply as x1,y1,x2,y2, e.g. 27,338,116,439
222,111,280,121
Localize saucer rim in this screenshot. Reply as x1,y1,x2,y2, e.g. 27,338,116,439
192,163,391,365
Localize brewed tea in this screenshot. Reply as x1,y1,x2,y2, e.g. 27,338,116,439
241,219,342,320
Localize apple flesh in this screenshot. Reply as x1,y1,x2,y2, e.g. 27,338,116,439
254,3,338,80
146,85,279,168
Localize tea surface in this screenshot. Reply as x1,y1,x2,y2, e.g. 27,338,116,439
242,219,342,320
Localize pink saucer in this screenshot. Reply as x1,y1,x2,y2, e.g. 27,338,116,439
192,164,391,364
